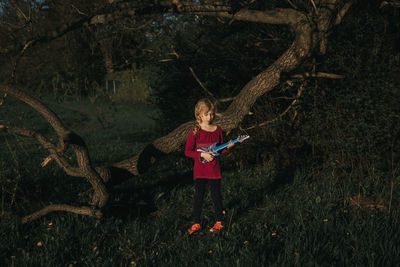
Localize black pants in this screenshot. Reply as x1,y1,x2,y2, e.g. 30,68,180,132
193,179,223,224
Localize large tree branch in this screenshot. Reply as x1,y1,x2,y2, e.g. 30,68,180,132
0,85,109,208
1,85,70,138
186,9,303,25
0,125,82,177
1,0,350,61
22,204,102,224
0,1,302,56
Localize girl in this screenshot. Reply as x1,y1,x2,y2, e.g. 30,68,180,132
185,98,235,234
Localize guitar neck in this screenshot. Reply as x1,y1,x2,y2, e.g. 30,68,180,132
213,138,239,152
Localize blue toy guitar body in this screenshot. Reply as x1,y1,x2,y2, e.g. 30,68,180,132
197,135,250,163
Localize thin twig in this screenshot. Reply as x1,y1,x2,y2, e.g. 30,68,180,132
3,134,22,208
219,97,234,102
10,0,30,22
123,18,153,31
227,208,234,235
0,93,7,106
289,110,298,126
41,155,53,167
271,96,295,101
188,67,217,101
71,4,88,16
291,72,344,79
12,40,36,83
310,0,319,15
28,0,32,22
287,0,298,9
335,0,355,25
242,83,305,131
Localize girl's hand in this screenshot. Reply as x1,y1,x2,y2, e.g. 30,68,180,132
227,140,235,149
201,152,214,162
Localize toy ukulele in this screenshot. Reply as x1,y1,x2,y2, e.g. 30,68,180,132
197,135,250,163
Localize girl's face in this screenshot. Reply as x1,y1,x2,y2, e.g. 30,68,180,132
200,109,214,125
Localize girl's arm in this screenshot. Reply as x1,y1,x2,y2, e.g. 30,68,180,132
184,130,201,160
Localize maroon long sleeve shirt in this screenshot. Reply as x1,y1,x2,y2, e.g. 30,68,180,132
185,126,228,180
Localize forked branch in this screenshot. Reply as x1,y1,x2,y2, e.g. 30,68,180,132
0,125,82,177
0,84,109,221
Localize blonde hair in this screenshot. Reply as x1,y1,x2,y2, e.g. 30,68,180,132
193,98,216,136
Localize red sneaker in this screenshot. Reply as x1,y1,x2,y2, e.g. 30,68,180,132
188,223,201,235
209,221,223,233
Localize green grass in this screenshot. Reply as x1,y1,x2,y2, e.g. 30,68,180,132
1,96,400,266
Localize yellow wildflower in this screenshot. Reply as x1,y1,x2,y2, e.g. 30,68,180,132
48,222,53,226
271,231,277,236
243,240,248,245
323,218,328,223
130,260,136,265
37,241,43,247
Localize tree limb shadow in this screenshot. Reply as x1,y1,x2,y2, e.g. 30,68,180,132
102,170,193,219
